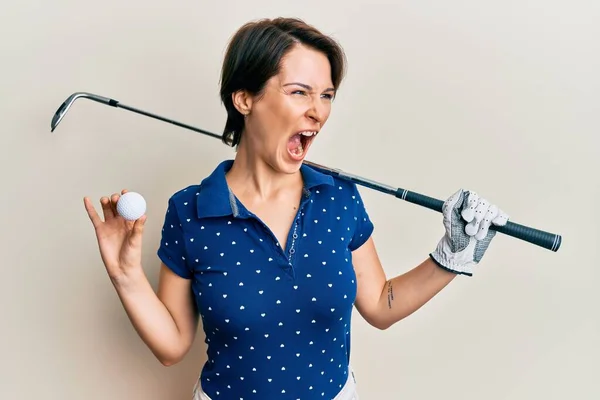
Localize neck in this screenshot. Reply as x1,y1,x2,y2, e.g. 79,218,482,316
226,140,303,201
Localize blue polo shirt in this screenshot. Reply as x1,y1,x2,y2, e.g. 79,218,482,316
157,159,374,399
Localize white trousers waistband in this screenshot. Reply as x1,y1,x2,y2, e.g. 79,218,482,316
193,367,359,400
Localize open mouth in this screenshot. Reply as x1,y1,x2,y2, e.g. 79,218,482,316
287,130,318,160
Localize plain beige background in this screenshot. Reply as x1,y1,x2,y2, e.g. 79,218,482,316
1,0,598,399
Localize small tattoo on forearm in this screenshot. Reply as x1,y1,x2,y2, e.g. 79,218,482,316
387,280,394,309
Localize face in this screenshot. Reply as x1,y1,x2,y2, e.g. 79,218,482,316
234,44,335,173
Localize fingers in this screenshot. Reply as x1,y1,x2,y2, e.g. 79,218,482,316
464,194,489,236
86,190,130,224
111,192,121,215
107,191,128,219
465,200,487,236
459,191,507,239
474,204,499,240
83,197,102,228
492,210,509,226
460,191,479,223
132,214,147,236
101,195,117,220
127,214,147,247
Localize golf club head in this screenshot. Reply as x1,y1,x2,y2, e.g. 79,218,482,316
50,92,116,132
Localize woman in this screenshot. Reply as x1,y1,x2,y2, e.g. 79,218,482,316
83,17,509,400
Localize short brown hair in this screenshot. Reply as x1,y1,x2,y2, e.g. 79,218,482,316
219,17,347,147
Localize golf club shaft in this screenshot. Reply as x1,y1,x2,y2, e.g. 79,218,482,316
50,92,562,252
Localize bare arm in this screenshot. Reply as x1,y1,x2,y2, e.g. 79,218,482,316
84,192,199,366
352,237,457,330
112,263,199,366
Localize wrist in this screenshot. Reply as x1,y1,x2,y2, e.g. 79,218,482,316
430,239,475,276
429,253,469,276
110,265,147,291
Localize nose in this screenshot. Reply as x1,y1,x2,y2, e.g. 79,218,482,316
306,98,326,126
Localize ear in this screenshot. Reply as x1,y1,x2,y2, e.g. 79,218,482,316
232,90,253,116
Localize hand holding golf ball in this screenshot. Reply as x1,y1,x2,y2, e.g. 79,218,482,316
83,189,148,278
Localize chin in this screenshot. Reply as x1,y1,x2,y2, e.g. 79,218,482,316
279,154,305,174
265,151,305,176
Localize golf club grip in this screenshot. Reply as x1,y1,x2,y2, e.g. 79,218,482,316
397,189,561,252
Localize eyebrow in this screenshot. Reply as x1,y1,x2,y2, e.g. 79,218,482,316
283,82,336,93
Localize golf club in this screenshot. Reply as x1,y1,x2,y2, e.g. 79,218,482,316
50,91,562,252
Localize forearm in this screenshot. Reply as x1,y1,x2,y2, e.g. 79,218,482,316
111,268,188,364
376,257,457,329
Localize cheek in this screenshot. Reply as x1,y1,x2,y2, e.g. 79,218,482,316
261,104,297,136
322,104,332,121
250,109,284,139
258,100,291,126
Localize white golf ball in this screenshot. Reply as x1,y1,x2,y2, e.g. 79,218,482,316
116,192,147,221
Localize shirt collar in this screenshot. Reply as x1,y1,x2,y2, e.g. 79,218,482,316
196,159,334,219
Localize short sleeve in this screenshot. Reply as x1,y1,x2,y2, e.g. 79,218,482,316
348,183,374,251
157,197,192,279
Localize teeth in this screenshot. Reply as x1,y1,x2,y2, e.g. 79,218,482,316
292,143,304,156
290,131,314,157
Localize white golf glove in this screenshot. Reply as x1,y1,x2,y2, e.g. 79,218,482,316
430,189,509,276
